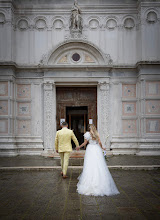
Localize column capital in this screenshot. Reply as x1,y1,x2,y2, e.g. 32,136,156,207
98,81,110,91
43,81,55,91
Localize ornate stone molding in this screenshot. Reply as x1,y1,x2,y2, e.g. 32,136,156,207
43,81,55,151
98,81,110,150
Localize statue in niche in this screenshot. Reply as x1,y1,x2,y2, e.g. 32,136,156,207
70,0,82,33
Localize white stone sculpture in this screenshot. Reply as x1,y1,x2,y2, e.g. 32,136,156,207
70,0,82,33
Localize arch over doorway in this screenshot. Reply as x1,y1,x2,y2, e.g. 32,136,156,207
41,40,110,66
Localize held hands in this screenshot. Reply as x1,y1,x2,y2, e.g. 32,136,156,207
76,146,80,151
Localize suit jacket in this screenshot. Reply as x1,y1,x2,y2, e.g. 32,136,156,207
55,127,79,152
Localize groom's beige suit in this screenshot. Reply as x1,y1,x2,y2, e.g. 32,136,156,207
55,127,79,175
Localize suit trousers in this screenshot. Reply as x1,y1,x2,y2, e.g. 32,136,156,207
59,152,70,175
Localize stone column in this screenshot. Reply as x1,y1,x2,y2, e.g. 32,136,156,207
43,81,55,156
98,80,110,151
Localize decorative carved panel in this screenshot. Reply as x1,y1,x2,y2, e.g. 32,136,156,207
17,102,31,116
18,19,29,30
17,120,31,135
0,82,8,96
122,84,136,98
0,119,8,134
146,81,160,97
106,19,117,29
124,18,135,29
53,19,63,29
0,101,8,115
17,84,31,99
44,82,55,150
122,120,137,134
98,82,110,149
122,102,136,116
0,13,5,24
146,119,160,133
145,100,160,115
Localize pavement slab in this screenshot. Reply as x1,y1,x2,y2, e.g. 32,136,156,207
0,169,160,219
0,155,160,169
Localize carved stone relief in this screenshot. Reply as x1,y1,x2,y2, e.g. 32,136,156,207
98,81,110,150
146,119,160,133
122,102,136,116
89,19,99,29
0,13,5,24
35,19,47,30
122,119,137,134
122,84,136,98
124,18,135,29
106,19,117,30
17,103,31,116
17,120,31,135
44,82,54,150
146,11,157,23
17,19,29,30
145,100,160,115
17,84,31,99
0,101,8,115
146,81,160,97
0,82,8,96
53,19,63,29
0,119,8,134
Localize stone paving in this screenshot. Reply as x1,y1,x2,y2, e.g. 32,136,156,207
0,155,160,167
0,169,160,220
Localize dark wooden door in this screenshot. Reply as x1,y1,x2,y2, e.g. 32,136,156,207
56,87,97,131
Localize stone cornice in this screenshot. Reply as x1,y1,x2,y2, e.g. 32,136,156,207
0,61,160,72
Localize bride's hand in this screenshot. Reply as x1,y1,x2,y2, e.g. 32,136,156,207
102,147,106,151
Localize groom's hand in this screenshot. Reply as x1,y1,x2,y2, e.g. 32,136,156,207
76,146,80,151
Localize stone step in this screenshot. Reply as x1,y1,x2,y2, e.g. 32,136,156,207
48,150,113,158
0,165,160,171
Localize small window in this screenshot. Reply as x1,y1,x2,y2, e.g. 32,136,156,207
72,53,80,62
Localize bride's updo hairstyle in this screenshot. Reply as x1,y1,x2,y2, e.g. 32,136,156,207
89,124,99,140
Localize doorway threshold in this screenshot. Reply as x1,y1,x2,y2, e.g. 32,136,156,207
50,150,86,158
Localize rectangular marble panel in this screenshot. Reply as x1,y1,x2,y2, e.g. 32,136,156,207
122,84,136,98
146,81,160,97
0,82,8,96
145,100,160,115
17,84,31,99
122,120,137,134
0,120,8,133
0,101,8,115
17,120,31,135
17,103,31,116
122,102,136,116
146,119,160,133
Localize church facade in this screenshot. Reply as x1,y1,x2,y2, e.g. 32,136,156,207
0,0,160,156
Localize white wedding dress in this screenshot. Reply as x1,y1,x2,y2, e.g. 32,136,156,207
77,132,120,196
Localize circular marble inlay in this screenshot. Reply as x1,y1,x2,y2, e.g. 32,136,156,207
72,53,80,62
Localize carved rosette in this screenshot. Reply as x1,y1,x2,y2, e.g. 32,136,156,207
98,81,110,150
44,82,54,150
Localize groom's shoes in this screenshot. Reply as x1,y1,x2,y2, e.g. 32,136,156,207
62,175,68,179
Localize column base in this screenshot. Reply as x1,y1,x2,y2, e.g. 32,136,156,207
41,149,54,157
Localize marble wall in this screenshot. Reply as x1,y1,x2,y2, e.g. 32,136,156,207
0,0,160,156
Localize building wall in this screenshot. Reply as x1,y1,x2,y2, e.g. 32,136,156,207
0,0,160,156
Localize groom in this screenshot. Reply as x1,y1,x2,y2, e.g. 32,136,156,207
55,121,79,179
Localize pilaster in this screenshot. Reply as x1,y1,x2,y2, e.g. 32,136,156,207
43,81,55,155
98,80,110,151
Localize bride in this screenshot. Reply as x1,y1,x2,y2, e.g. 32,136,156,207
76,124,120,196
